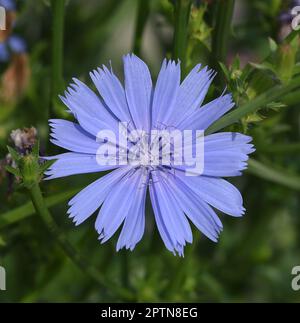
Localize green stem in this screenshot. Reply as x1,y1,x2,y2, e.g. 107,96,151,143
50,0,65,116
206,76,300,134
132,0,150,56
0,187,80,230
211,0,235,63
28,182,134,301
172,0,192,74
247,158,300,191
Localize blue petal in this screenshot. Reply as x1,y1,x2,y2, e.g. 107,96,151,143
60,78,119,135
177,93,234,130
151,59,181,128
167,65,215,126
67,167,131,225
0,0,16,11
90,65,132,124
43,152,118,179
96,168,147,246
203,153,248,177
159,172,222,242
149,171,193,256
123,53,152,131
203,132,254,177
116,170,148,251
149,177,176,254
49,119,99,154
174,170,245,217
0,42,9,62
204,132,254,152
8,36,27,54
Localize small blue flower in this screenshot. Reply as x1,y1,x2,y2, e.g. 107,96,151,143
0,0,16,11
8,35,26,53
0,41,9,62
0,35,26,62
46,54,254,256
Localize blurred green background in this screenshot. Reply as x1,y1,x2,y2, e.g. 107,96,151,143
0,0,300,302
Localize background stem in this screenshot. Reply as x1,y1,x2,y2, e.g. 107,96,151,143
172,0,192,75
132,0,150,56
50,0,65,117
247,159,300,191
211,0,235,64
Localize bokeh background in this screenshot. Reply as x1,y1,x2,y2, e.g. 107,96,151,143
0,0,300,302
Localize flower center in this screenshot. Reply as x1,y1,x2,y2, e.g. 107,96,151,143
127,132,170,168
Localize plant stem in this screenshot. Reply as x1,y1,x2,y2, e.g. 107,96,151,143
211,0,235,64
0,187,81,230
50,0,65,117
206,76,300,134
172,0,192,74
28,182,134,301
247,158,300,191
132,0,150,56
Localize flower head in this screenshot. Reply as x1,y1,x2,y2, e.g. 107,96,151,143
46,54,254,256
0,35,26,62
0,35,29,103
0,0,16,11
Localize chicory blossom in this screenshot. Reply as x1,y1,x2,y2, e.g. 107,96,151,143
45,54,254,256
0,0,16,11
0,36,26,62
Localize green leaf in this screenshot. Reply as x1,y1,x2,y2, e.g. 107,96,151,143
219,62,230,81
7,145,20,162
249,62,276,74
243,113,264,123
40,159,56,174
265,102,286,111
32,140,40,157
276,38,298,84
246,69,276,99
5,165,21,177
268,37,278,52
231,55,240,71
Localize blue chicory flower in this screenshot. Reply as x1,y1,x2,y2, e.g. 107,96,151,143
0,35,26,62
8,35,26,53
0,41,9,61
45,54,254,256
0,0,16,11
